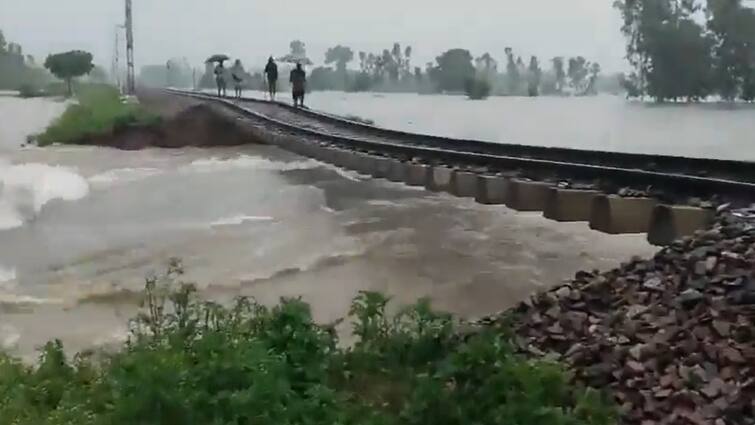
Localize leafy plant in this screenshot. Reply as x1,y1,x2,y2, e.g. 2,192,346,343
465,77,492,100
0,267,616,425
34,84,160,146
43,50,94,96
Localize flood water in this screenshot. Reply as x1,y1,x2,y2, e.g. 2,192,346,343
231,89,755,161
0,94,661,359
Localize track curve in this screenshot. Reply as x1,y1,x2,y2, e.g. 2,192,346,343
165,90,755,203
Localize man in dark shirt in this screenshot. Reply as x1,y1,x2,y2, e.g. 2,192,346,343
264,57,278,101
289,62,306,108
214,63,227,97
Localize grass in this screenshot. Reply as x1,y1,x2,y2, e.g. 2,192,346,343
0,261,616,425
34,84,160,146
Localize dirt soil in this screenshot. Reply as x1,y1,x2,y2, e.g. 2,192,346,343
83,90,264,150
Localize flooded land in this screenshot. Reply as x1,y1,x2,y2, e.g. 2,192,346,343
0,95,658,358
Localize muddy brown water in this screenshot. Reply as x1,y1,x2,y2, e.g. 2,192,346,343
0,94,657,359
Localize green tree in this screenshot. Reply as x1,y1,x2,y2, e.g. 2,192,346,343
44,50,94,95
290,40,306,59
527,56,542,96
378,49,394,82
614,0,719,101
358,51,367,72
0,30,6,53
389,43,402,81
619,72,644,98
475,52,498,80
585,62,602,95
707,0,755,101
403,45,413,78
504,47,521,95
430,49,475,92
325,45,354,74
551,57,566,94
567,56,589,93
646,18,714,101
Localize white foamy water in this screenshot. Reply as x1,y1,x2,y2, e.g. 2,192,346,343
210,215,275,227
88,167,163,188
0,161,89,230
183,155,320,173
0,265,16,282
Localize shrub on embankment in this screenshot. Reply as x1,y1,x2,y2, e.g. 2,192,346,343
34,84,160,146
0,262,614,425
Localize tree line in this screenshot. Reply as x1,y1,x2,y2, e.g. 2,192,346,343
298,41,608,99
1,28,107,95
0,29,49,91
142,40,616,100
615,0,755,102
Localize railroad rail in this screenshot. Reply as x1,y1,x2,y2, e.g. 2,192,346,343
165,89,755,202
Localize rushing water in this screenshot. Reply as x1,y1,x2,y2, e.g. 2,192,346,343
230,90,755,161
0,94,664,358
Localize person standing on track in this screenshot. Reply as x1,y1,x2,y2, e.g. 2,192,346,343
232,72,243,98
214,62,227,97
289,62,306,108
264,57,278,101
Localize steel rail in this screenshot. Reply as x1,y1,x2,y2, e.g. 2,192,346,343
172,90,755,184
165,89,755,201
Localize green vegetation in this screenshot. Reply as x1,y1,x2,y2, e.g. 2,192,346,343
465,78,492,100
44,50,94,96
34,85,159,146
0,262,615,425
283,39,606,98
615,0,755,102
0,29,53,91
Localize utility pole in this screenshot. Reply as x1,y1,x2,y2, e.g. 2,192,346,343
125,0,135,95
113,25,124,93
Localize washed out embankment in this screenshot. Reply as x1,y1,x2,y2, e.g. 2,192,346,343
37,89,264,150
89,101,263,150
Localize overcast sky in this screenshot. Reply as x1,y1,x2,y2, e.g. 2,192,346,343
0,0,627,73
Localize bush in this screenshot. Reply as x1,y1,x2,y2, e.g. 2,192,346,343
33,84,160,146
0,262,616,425
465,78,492,100
17,84,44,98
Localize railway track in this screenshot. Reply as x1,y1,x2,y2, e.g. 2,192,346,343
167,89,755,204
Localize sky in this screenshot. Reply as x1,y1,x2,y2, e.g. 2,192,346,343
0,0,628,73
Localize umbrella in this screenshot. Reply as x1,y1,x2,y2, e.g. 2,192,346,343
205,54,230,64
277,54,313,66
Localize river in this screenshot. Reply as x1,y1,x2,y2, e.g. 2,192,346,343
1,94,661,359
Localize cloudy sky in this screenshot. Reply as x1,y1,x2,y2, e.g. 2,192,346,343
0,0,627,72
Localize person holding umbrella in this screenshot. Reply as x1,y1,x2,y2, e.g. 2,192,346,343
206,54,230,97
277,53,312,106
